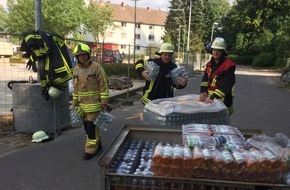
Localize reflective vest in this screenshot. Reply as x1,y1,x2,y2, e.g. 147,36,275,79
72,59,109,113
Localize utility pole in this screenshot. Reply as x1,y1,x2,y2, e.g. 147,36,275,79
132,0,141,65
35,0,42,31
177,25,182,64
186,0,192,74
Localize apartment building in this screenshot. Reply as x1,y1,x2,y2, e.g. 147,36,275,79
90,1,168,55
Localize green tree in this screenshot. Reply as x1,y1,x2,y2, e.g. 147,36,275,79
221,0,289,67
5,0,87,36
165,0,230,52
0,5,7,32
83,1,115,42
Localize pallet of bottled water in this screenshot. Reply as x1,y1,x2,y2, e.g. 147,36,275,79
98,124,290,190
143,94,230,126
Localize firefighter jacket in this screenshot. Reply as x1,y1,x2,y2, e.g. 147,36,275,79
20,30,73,99
72,58,109,113
200,56,236,115
135,58,186,105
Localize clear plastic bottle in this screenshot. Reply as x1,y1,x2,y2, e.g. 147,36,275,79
162,143,173,165
173,144,184,167
70,109,83,127
152,143,164,164
204,135,226,150
94,111,114,131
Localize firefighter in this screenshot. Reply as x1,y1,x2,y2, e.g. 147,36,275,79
199,37,236,115
72,43,109,160
134,43,187,105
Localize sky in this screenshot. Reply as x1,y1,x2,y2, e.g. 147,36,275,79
107,0,170,11
0,0,233,11
0,0,170,11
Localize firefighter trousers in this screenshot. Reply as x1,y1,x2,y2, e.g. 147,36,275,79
83,112,100,155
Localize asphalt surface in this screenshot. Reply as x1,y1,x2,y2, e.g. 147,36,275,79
1,65,290,190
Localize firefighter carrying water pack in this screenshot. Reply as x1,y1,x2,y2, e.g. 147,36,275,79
72,43,109,160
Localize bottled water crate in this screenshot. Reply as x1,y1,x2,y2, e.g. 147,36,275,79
98,124,290,190
142,94,230,126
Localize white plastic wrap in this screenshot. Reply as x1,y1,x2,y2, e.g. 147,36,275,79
144,94,227,116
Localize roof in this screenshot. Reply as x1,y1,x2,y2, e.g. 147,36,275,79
97,2,168,26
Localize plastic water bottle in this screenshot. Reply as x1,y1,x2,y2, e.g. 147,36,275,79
70,109,83,127
204,135,226,150
94,111,114,131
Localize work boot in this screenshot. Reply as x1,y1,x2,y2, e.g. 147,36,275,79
83,153,96,160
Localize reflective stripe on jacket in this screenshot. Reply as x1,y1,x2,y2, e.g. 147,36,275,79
73,59,109,113
135,58,185,105
20,30,73,89
201,57,236,114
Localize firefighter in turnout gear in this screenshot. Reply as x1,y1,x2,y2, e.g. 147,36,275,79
135,43,187,105
72,43,109,160
200,37,236,115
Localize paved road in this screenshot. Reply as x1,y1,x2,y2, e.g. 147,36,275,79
0,65,290,190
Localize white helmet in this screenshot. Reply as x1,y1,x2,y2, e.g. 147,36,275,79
155,43,174,55
211,37,227,51
48,86,62,98
31,131,49,143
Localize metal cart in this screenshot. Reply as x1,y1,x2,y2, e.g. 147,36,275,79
98,124,290,190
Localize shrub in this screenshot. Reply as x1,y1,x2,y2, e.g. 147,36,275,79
252,52,275,68
227,55,253,65
102,63,139,79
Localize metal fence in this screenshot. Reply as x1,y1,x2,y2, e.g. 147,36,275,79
0,33,210,132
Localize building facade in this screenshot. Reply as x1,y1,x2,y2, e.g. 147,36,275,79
89,1,168,55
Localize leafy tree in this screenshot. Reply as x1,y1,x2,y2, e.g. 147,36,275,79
5,0,87,36
83,1,115,42
0,5,7,32
165,0,230,53
221,0,289,57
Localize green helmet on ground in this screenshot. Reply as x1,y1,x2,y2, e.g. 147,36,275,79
72,43,90,56
31,131,49,143
211,37,227,51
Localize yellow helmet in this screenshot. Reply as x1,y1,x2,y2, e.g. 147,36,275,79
211,37,227,51
72,43,90,56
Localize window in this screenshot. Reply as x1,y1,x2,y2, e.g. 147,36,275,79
135,23,141,29
121,45,126,49
121,22,126,27
148,35,154,40
107,32,113,38
135,34,141,40
135,46,140,50
121,33,126,39
149,25,154,29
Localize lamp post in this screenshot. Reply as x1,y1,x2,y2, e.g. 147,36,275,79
210,22,219,42
185,0,192,74
132,0,141,64
177,25,183,64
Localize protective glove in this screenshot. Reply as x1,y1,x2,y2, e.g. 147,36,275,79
41,85,50,101
26,59,38,73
